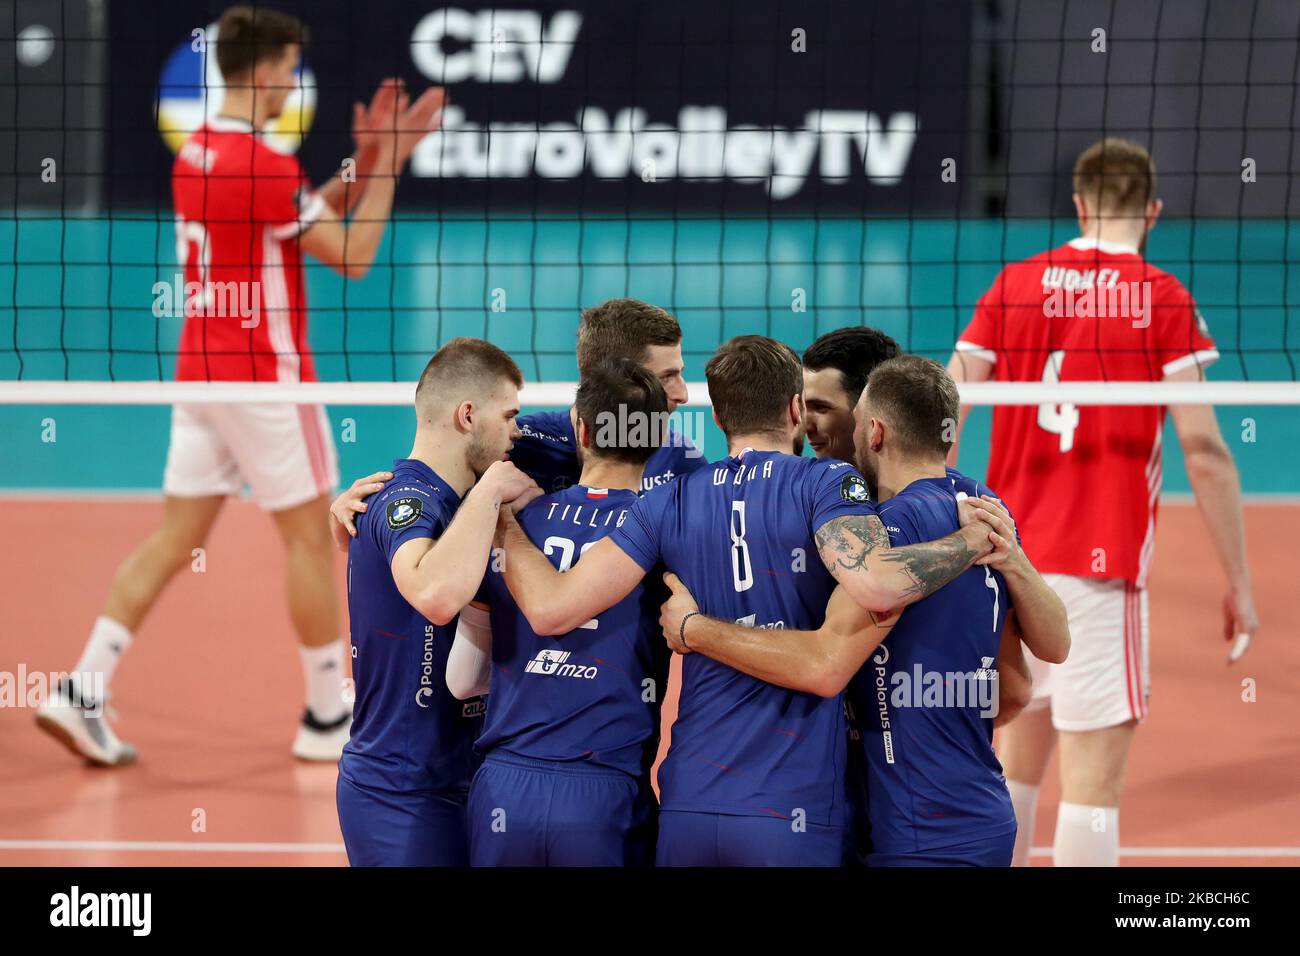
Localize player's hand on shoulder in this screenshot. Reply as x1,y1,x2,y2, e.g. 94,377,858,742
963,495,1023,569
659,572,699,655
329,470,394,550
954,496,998,559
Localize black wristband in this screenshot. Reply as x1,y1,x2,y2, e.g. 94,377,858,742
679,611,699,648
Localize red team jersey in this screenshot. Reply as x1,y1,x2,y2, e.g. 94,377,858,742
956,237,1219,587
171,117,325,382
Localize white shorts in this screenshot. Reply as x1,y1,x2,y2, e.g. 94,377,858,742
162,403,338,512
1024,574,1150,733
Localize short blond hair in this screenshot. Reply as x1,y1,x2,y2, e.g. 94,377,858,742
1073,138,1156,215
576,298,681,376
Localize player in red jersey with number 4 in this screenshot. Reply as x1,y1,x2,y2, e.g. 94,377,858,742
37,6,445,765
946,138,1259,867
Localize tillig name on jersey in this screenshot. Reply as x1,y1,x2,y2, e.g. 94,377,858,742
543,501,630,529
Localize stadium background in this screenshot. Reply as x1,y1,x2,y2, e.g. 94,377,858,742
1,0,1298,867
2,0,1297,491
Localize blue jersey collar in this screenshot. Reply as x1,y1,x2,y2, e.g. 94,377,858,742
392,458,463,506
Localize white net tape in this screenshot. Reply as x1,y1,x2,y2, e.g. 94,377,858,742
0,380,1298,406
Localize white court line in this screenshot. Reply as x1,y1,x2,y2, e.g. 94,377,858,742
1031,847,1300,858
0,840,345,853
0,840,1295,857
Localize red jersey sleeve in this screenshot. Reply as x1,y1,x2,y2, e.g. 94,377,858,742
955,267,1005,367
1152,276,1219,378
254,151,326,240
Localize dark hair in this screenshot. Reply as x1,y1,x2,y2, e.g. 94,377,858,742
802,326,902,405
864,355,960,460
216,6,308,80
415,337,523,413
1073,137,1156,215
574,359,669,466
576,298,682,375
705,335,802,438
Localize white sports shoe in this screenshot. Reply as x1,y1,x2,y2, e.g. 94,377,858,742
291,708,352,762
35,678,137,767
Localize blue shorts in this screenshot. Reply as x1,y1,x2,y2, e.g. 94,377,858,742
336,774,469,867
868,830,1016,867
657,809,842,867
468,752,657,867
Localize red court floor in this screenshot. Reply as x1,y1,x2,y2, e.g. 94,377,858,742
0,497,1296,866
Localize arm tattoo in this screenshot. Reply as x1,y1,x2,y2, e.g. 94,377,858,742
815,515,978,604
878,532,978,601
815,514,891,573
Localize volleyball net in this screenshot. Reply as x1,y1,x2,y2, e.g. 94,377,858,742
4,0,1300,421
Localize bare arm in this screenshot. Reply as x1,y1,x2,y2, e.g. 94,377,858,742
1165,365,1259,647
660,575,899,698
945,350,994,468
497,510,647,636
962,495,1071,664
390,462,537,625
317,79,406,216
298,154,397,279
315,142,380,218
300,84,446,279
814,512,993,615
993,611,1033,727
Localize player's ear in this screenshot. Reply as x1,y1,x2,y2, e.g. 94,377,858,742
454,399,474,433
1146,198,1163,231
576,417,590,448
1072,193,1088,231
869,417,885,452
789,393,803,428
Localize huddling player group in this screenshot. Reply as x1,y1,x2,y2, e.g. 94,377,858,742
330,134,1258,865
35,4,1256,868
332,314,1065,867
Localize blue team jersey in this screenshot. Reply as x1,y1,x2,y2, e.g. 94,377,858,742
341,459,484,794
512,408,707,494
611,450,875,825
477,484,672,778
851,470,1017,853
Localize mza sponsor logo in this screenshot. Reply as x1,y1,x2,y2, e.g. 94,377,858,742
523,649,598,679
736,613,786,630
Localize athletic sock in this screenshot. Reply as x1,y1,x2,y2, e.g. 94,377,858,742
71,616,133,701
300,640,347,723
1006,779,1040,867
1054,801,1120,867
